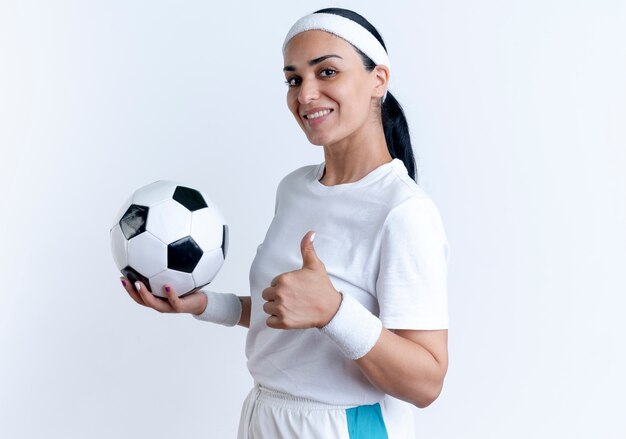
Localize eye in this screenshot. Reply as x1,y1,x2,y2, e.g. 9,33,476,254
320,68,337,77
284,76,301,88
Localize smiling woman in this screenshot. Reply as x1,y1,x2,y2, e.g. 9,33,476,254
281,8,416,183
121,7,450,439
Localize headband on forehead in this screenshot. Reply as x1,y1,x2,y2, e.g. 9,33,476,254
282,12,391,101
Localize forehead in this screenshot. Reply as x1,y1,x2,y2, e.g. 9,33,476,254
283,30,357,65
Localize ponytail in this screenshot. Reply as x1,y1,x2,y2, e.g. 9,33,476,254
381,92,417,182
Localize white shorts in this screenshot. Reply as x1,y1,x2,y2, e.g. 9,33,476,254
237,382,415,439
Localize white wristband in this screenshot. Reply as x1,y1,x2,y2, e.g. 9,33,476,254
319,291,383,360
192,290,242,327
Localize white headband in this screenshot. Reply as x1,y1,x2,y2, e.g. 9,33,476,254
282,12,390,101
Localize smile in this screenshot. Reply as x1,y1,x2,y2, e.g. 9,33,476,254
304,109,333,120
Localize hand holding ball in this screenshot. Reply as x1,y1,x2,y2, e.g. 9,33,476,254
110,180,228,311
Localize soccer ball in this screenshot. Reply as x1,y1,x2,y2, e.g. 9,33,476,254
110,180,229,298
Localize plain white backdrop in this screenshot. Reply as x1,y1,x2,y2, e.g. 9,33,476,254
1,0,625,437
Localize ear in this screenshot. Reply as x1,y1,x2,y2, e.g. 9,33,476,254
371,65,390,99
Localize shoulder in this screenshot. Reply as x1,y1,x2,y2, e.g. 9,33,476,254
379,163,448,247
381,160,442,221
382,196,446,243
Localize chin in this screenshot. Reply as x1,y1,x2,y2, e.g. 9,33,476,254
302,131,328,146
307,137,326,146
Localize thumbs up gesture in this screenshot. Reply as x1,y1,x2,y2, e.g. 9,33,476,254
262,231,342,330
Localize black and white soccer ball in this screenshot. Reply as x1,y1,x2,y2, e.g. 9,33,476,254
110,180,228,298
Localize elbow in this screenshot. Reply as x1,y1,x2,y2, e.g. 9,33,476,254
414,394,437,409
412,377,445,409
414,356,448,409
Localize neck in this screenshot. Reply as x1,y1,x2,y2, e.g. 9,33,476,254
319,121,392,186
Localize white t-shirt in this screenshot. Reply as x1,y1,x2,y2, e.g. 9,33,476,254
245,157,450,406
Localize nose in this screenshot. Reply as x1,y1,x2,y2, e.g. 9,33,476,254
297,78,320,104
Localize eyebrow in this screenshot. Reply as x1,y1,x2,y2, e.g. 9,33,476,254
283,54,343,72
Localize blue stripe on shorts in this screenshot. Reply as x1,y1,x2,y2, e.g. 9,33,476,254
346,402,389,438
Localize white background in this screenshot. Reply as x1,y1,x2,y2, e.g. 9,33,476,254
1,1,625,438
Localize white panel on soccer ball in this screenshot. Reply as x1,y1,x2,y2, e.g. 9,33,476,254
132,180,179,207
150,268,195,298
195,189,225,218
146,199,192,244
190,207,225,251
192,247,225,287
127,231,168,278
110,223,128,270
111,194,133,229
202,195,227,225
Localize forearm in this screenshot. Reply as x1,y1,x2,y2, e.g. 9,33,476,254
355,328,445,408
237,296,251,328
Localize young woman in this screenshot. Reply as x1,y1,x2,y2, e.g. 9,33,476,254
121,7,450,438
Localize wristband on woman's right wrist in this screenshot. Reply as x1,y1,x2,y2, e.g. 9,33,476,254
192,290,242,327
319,291,383,360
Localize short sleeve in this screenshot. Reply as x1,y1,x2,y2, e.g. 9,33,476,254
375,197,450,330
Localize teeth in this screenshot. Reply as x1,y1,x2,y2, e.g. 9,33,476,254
305,109,331,120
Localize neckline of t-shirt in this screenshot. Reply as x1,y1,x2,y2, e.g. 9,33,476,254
309,158,404,193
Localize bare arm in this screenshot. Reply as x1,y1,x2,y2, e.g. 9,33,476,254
354,328,448,409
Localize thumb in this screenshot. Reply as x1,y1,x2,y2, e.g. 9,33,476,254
301,230,322,270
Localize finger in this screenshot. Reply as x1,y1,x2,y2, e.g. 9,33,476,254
266,315,283,329
261,286,276,302
262,301,276,316
135,281,173,313
121,277,145,306
163,285,183,312
300,230,321,270
270,273,286,287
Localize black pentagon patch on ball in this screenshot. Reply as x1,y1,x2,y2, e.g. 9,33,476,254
222,224,229,259
173,186,207,212
168,236,203,273
121,265,152,292
120,204,149,240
